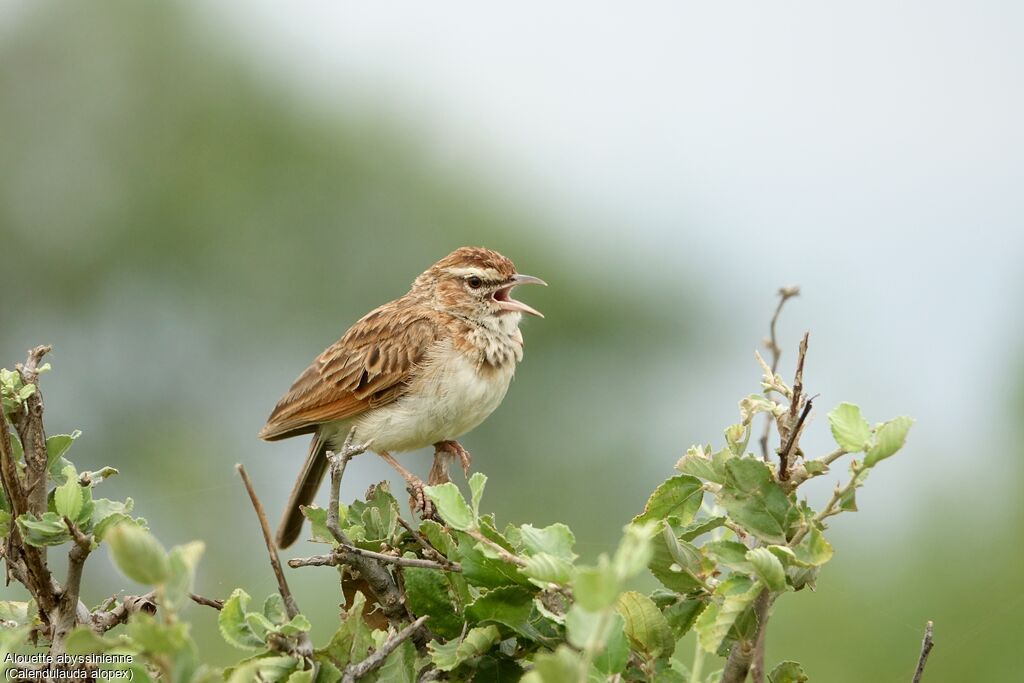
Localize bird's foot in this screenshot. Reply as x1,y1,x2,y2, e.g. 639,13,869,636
434,440,472,479
405,476,436,521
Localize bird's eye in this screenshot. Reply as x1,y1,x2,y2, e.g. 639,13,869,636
467,276,483,289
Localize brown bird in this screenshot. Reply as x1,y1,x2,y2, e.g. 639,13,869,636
260,246,546,548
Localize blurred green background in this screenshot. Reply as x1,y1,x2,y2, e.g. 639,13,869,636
2,1,1022,680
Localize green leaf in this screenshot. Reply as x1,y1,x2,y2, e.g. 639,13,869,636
404,567,462,639
91,498,134,540
792,526,834,567
125,613,189,654
468,471,487,517
648,524,708,592
865,416,913,466
418,519,457,557
219,589,267,650
518,523,577,561
615,591,674,658
613,522,658,579
46,431,81,477
318,592,373,668
633,475,704,525
746,548,787,592
694,575,762,654
428,625,501,671
373,638,416,683
573,561,620,611
53,465,85,522
17,511,71,546
163,541,204,611
521,552,573,586
703,540,753,573
565,606,629,675
466,585,559,644
769,660,809,683
424,483,476,531
524,645,593,683
263,593,288,626
300,505,334,544
106,522,170,585
0,510,12,538
719,458,798,544
828,403,870,452
457,531,531,588
675,445,726,484
677,515,727,541
663,598,707,638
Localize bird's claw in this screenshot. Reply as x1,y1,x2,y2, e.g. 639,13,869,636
407,478,437,521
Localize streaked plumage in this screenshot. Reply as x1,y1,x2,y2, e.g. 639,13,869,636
261,246,545,548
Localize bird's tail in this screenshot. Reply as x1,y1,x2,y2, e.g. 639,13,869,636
276,431,330,549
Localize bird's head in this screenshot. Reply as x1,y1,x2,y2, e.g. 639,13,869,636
416,246,547,322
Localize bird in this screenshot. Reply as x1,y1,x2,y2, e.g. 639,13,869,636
259,246,546,548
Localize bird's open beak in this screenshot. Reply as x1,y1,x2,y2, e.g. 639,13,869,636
494,274,547,318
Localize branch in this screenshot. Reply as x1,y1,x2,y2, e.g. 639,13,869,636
289,546,460,572
51,518,92,652
322,432,413,624
777,395,813,482
91,593,158,633
236,463,312,657
759,287,800,460
911,620,934,683
14,345,52,518
397,515,460,571
721,589,772,683
466,528,528,568
189,593,224,610
341,615,429,683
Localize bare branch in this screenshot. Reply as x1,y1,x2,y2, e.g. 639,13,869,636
911,620,934,683
236,463,312,658
778,395,814,482
341,615,429,683
289,546,460,572
91,593,158,633
189,593,224,610
759,287,800,460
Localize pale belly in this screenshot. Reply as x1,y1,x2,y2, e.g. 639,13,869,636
323,349,516,454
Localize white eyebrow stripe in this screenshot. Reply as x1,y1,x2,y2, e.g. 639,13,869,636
444,267,503,280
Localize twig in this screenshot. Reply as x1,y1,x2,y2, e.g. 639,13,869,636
189,593,224,610
290,546,459,571
777,396,814,482
466,528,528,568
236,463,312,657
911,620,934,683
91,593,158,633
759,287,800,460
341,615,429,683
397,516,459,570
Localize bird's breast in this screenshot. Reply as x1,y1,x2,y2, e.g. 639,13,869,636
350,339,517,453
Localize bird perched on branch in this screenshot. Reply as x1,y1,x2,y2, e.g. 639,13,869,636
260,246,546,548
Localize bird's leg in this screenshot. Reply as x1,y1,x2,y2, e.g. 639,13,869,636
377,451,434,519
433,440,472,479
428,449,454,486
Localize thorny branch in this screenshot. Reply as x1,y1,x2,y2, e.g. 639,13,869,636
288,546,459,572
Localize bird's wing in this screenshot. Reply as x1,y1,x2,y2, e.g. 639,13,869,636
258,300,442,441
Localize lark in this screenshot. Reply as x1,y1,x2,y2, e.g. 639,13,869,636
260,247,546,548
